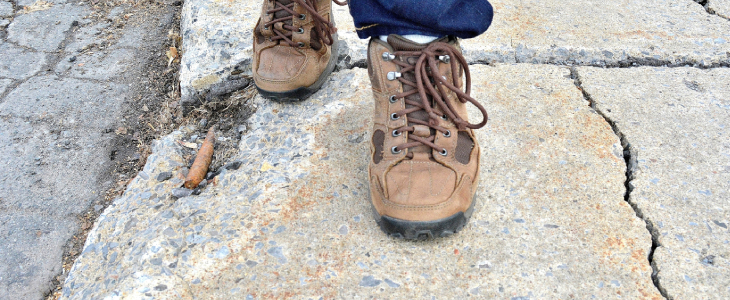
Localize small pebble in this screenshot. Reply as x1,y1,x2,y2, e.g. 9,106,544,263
138,171,149,180
205,172,215,180
197,180,207,189
173,0,182,6
69,56,77,62
171,188,193,198
199,119,207,128
237,124,247,134
192,188,201,195
71,20,79,26
225,161,242,170
157,172,173,182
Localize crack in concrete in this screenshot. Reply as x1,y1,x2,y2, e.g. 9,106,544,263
467,57,730,69
0,15,82,103
569,66,670,300
695,0,730,21
336,55,730,75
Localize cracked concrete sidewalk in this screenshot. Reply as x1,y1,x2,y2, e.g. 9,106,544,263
0,0,182,299
60,0,729,299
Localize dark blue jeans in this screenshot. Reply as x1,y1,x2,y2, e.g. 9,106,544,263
347,0,493,39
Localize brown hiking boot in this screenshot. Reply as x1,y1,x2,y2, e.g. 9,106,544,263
252,0,346,101
366,35,489,239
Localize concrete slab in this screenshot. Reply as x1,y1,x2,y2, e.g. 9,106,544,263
0,43,46,80
0,3,182,299
0,75,126,129
0,213,76,299
55,48,136,81
179,0,361,108
7,4,87,52
61,65,660,299
577,66,730,299
0,1,13,18
464,0,730,66
0,76,127,299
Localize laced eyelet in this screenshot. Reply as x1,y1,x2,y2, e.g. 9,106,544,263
392,130,401,137
382,52,395,61
441,114,448,120
439,149,448,156
391,146,402,154
390,113,400,120
263,26,269,30
389,95,397,103
443,130,451,137
299,14,306,20
297,42,305,48
297,28,304,34
438,55,450,63
387,72,401,81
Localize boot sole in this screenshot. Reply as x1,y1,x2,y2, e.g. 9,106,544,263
372,193,477,240
256,33,339,102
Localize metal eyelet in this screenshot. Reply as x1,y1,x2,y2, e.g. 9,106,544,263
443,130,451,137
390,113,400,120
438,55,450,63
389,95,397,103
441,114,448,120
297,42,305,48
382,52,395,61
297,28,304,34
387,72,401,81
439,149,448,156
299,14,306,20
392,130,401,137
263,26,269,30
391,146,402,154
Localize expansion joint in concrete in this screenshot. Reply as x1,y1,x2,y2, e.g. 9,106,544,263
468,61,492,66
469,58,729,69
569,66,670,300
334,54,366,71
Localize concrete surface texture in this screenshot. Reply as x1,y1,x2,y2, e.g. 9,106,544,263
464,0,730,66
0,0,723,298
60,66,663,298
578,66,730,298
0,1,179,299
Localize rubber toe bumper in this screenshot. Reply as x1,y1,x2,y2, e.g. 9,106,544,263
372,193,477,240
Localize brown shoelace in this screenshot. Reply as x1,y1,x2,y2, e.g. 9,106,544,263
389,42,489,157
264,0,347,47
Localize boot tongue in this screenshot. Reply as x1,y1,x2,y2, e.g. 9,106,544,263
273,0,294,26
386,35,448,159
